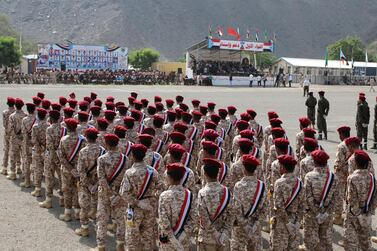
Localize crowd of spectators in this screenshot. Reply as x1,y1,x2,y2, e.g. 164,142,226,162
194,60,259,76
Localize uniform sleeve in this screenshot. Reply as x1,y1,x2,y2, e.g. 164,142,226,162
158,194,174,239
58,140,70,168
77,151,89,187
197,192,212,232
153,171,166,197
334,145,347,177
119,172,136,207
273,182,289,223
232,185,247,226
31,126,37,146
222,196,233,237
97,157,109,189
346,177,357,213
46,129,54,150
327,177,339,213
303,176,317,215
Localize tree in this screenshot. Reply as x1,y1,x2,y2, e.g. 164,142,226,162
327,36,366,62
177,54,186,63
128,48,160,70
256,52,277,70
0,36,20,67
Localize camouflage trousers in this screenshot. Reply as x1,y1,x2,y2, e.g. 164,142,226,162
270,218,300,251
230,224,261,251
61,170,79,209
303,214,333,250
78,185,97,226
9,136,22,174
198,243,225,251
21,143,32,182
344,214,371,251
2,134,10,169
334,174,347,216
44,150,62,197
96,190,125,246
126,207,157,251
32,149,44,188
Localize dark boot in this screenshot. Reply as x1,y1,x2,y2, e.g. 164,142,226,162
318,133,323,140
371,143,377,150
324,132,328,140
364,144,368,150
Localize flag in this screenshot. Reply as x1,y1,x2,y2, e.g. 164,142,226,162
366,50,369,63
227,27,240,40
208,24,212,38
325,47,328,67
273,32,277,41
255,32,259,42
340,48,348,65
264,29,268,41
246,29,250,39
217,26,224,37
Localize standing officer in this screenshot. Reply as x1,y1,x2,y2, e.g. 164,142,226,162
317,91,329,140
356,94,370,150
305,92,317,129
1,97,16,175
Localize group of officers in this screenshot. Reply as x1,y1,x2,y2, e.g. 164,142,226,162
1,90,377,251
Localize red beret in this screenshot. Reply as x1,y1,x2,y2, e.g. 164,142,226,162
246,109,257,119
166,163,186,175
153,115,165,124
299,117,311,127
142,127,156,136
207,102,216,109
37,108,47,117
32,96,42,105
165,99,174,106
85,127,99,138
106,96,115,102
192,110,203,117
84,96,92,103
154,96,162,103
311,150,329,166
240,129,255,140
78,111,89,120
274,138,290,148
51,103,61,111
37,92,45,99
69,92,76,99
337,126,351,134
138,133,154,143
359,92,365,97
192,99,200,106
90,92,97,100
242,154,260,167
199,105,208,114
105,102,115,110
174,122,189,133
155,102,164,111
133,99,143,107
97,118,109,128
167,110,177,116
128,96,136,104
123,116,135,123
168,144,186,155
179,103,189,112
90,105,101,112
147,105,157,114
354,150,371,167
68,99,77,106
170,131,186,142
49,110,60,120
202,140,219,151
64,118,79,129
205,120,217,130
174,108,182,117
304,137,318,148
94,99,103,107
203,158,221,169
278,155,297,167
131,143,148,155
63,107,75,116
130,92,138,98
41,99,51,108
59,96,67,106
117,105,128,114
303,128,317,138
115,101,125,108
345,136,361,146
104,134,119,145
114,125,127,135
182,111,193,121
240,112,252,122
218,109,228,118
104,110,116,118
78,100,89,108
238,138,254,148
203,129,219,140
269,118,283,127
7,97,15,105
141,98,149,106
318,91,325,95
236,120,249,130
131,109,142,119
227,106,237,114
267,111,279,119
176,95,184,102
271,127,285,138
15,98,24,106
360,96,366,102
210,113,221,124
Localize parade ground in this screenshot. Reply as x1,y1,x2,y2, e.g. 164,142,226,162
0,84,377,250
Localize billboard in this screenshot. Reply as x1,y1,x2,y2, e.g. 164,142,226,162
37,43,128,71
208,38,273,52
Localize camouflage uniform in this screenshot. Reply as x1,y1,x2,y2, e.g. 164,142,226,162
373,103,377,148
2,106,15,173
158,185,196,250
298,155,315,181
8,109,26,175
303,166,339,250
96,150,129,247
120,161,165,251
197,181,233,251
230,155,263,187
344,169,377,250
21,113,36,183
333,140,349,217
295,131,305,160
126,128,139,143
249,119,263,148
145,149,165,175
270,173,304,251
31,119,49,188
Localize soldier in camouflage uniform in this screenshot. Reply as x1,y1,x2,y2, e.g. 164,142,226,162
317,91,329,140
7,98,26,180
305,92,317,129
20,103,36,188
301,150,339,251
231,154,266,251
297,137,317,181
30,108,49,197
295,117,311,161
343,150,377,251
230,138,254,188
1,97,15,175
158,163,196,250
356,95,370,150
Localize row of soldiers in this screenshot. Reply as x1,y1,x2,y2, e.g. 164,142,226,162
1,91,377,251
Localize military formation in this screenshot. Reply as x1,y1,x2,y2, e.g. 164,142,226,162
1,90,377,251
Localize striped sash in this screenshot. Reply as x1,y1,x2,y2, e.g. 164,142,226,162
245,180,265,217
162,131,169,144
172,190,193,238
319,171,334,208
180,168,190,187
137,166,154,200
220,128,226,140
68,135,85,163
151,152,162,171
181,153,192,168
186,140,194,155
226,123,233,136
138,122,145,134
216,148,223,160
28,118,36,133
211,186,231,223
217,137,223,147
124,141,133,157
287,145,293,156
218,162,229,184
188,126,198,141
107,153,126,185
60,127,67,138
256,124,262,137
284,178,303,209
364,173,376,213
154,139,164,154
250,147,260,159
87,146,106,175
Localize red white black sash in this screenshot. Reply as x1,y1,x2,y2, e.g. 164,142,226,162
163,114,168,124
172,189,193,238
287,145,293,156
226,123,232,136
137,122,145,134
217,137,223,147
181,153,192,168
216,148,223,160
232,118,238,127
364,173,376,213
68,135,85,163
245,180,265,217
154,139,164,154
151,152,162,170
60,127,67,138
284,178,303,209
256,124,262,137
124,141,133,157
137,166,154,200
87,146,106,174
218,162,229,184
220,128,226,140
319,171,335,208
180,168,191,187
27,118,36,133
211,186,231,223
162,131,169,144
107,153,127,185
188,126,198,141
186,140,194,155
250,147,260,159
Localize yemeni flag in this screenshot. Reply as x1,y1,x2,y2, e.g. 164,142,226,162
227,27,240,40
208,24,212,38
273,32,277,41
246,29,250,39
366,50,369,63
325,47,328,67
217,26,224,37
264,29,268,41
340,48,349,65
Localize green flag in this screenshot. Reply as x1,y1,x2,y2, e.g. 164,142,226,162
264,30,268,41
325,47,328,67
